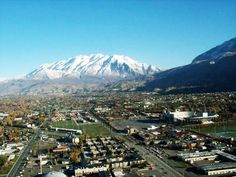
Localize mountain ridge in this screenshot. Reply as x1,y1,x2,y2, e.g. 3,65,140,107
140,37,236,93
192,37,236,64
26,54,160,80
0,54,160,95
1,37,235,95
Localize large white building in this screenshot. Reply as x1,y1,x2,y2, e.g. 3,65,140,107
162,110,194,122
191,112,219,123
162,109,219,123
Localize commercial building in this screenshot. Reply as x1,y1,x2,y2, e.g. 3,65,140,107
177,151,218,163
190,112,219,123
178,150,236,176
198,162,236,176
162,110,194,122
49,127,82,134
162,109,219,123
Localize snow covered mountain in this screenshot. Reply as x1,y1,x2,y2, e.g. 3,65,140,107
0,54,160,95
26,54,160,80
0,78,7,82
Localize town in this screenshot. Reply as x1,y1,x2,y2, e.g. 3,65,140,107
1,0,236,176
0,91,236,177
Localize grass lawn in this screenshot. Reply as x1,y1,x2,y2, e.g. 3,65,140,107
51,120,112,137
79,123,112,137
195,124,236,138
52,120,79,129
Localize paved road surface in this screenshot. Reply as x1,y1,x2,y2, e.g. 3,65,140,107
7,129,41,177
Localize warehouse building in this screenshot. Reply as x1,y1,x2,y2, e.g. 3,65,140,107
177,151,218,163
198,162,236,176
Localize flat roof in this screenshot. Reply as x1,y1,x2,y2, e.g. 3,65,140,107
216,151,236,162
199,162,236,171
178,151,217,159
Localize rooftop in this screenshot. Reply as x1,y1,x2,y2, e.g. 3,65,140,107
199,162,236,171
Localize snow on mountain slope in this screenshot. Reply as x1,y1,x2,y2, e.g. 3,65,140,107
26,54,160,80
0,78,7,82
0,77,22,83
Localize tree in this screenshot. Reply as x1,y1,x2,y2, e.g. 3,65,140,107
32,148,38,157
37,116,45,124
70,149,81,163
2,116,13,126
6,128,20,142
0,155,7,168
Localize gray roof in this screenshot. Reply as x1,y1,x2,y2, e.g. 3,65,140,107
199,162,236,171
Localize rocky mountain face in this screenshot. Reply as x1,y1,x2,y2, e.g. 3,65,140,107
0,54,160,95
140,37,236,94
192,37,236,64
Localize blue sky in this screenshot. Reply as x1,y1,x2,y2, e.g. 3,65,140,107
0,0,236,77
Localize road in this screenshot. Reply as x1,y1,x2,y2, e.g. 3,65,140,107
7,129,41,177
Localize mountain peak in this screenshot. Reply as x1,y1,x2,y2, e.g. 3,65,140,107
26,54,160,80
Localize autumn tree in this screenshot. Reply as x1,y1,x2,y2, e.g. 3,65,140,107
5,128,20,142
70,149,81,163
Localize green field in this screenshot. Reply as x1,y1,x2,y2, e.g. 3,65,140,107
52,120,79,129
196,124,236,138
51,120,112,137
79,123,112,137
